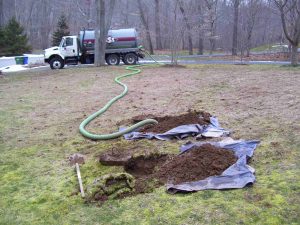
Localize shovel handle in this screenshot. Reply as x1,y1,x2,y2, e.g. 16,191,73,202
76,163,85,198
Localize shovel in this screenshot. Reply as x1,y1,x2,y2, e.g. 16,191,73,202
69,153,86,198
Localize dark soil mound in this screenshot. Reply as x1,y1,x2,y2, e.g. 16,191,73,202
123,144,236,194
155,144,236,184
134,110,211,133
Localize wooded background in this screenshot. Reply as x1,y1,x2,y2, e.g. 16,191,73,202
0,0,289,54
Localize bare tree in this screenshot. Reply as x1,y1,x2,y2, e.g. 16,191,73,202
76,0,94,29
94,0,116,66
205,0,218,55
178,0,193,55
197,0,204,55
240,0,261,57
170,0,181,64
232,0,240,55
155,0,163,49
137,0,154,54
0,0,4,27
122,0,129,27
40,0,51,49
274,0,300,66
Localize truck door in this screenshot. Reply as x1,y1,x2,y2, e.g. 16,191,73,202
61,37,78,57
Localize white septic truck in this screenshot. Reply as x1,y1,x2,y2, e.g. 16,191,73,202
44,28,145,69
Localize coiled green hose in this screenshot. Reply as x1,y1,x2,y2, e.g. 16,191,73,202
79,62,159,140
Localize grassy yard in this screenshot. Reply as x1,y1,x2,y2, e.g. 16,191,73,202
0,64,299,225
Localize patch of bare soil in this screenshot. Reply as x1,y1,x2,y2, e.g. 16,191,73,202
122,144,236,194
132,110,211,133
212,52,299,62
161,64,186,68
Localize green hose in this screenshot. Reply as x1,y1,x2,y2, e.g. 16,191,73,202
79,53,161,140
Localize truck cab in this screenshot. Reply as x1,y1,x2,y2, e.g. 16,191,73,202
44,36,79,69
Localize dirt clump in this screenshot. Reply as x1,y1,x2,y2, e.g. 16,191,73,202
98,143,161,166
87,173,135,203
134,110,211,133
99,147,133,166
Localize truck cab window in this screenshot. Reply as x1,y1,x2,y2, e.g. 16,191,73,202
65,38,73,47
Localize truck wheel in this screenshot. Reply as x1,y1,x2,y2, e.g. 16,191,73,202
106,54,120,65
50,57,64,69
123,53,137,65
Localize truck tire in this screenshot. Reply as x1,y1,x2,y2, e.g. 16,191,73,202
123,53,137,65
106,54,120,65
50,57,64,69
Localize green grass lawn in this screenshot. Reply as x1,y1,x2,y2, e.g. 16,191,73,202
0,65,299,225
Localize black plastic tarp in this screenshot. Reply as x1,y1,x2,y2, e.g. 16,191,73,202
167,138,260,193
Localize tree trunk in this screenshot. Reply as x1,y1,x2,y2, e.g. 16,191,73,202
198,37,204,55
95,0,106,67
106,0,116,30
40,0,50,49
275,0,300,66
197,2,203,55
246,34,252,57
209,20,216,55
291,44,298,66
155,0,163,50
209,38,215,55
246,46,250,57
232,0,239,56
124,0,129,26
170,1,179,65
0,0,4,27
137,0,154,54
178,0,193,55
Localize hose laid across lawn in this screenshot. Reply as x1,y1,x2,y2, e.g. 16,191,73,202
79,51,162,140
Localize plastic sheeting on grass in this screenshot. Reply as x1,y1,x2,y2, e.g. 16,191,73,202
123,117,230,140
166,138,260,193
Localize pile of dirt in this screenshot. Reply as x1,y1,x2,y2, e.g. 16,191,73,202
133,110,211,133
123,144,236,194
154,144,236,184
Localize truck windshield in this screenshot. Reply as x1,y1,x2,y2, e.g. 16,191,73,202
65,37,73,46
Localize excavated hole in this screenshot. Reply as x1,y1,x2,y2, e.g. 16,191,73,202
96,144,237,201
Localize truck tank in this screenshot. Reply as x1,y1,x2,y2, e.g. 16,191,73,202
79,28,138,52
